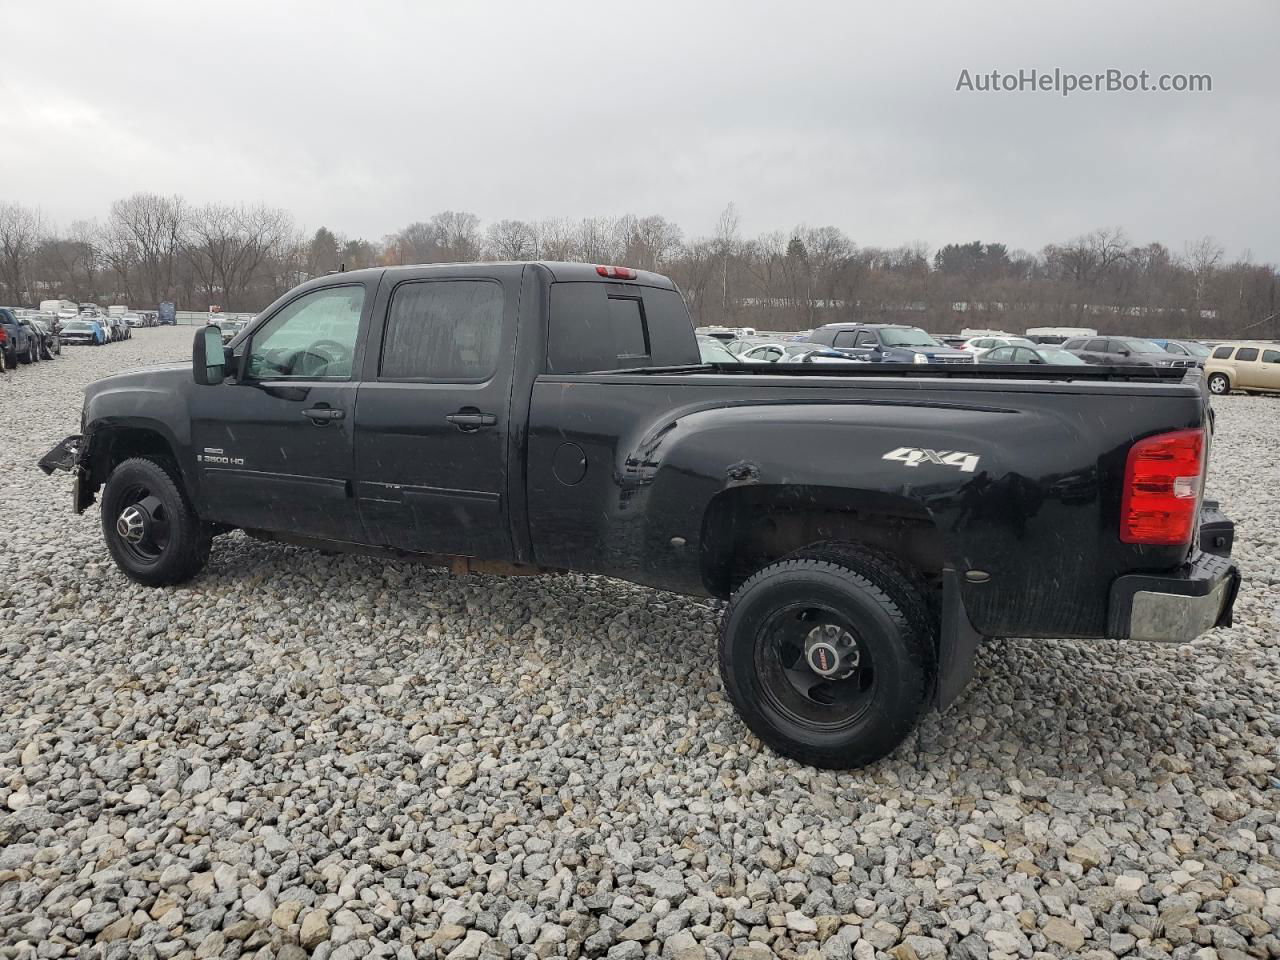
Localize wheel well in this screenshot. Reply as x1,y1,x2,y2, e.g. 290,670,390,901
86,427,178,491
699,485,944,598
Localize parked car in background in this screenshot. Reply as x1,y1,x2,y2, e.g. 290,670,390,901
158,302,177,325
1153,339,1213,365
696,336,742,363
725,337,770,355
1204,342,1280,395
1062,336,1193,367
961,335,1037,354
809,323,974,363
29,318,61,358
60,318,106,346
106,315,131,341
978,344,1087,365
935,334,969,348
1025,326,1097,344
217,319,249,343
794,348,866,364
0,307,37,365
740,341,820,363
124,313,145,328
17,318,51,362
40,299,78,316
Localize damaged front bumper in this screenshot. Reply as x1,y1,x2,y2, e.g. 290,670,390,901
1108,501,1241,643
38,434,93,513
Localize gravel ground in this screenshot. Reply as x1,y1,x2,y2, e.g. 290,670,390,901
1,328,1277,960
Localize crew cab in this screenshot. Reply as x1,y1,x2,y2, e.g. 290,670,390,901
39,262,1240,768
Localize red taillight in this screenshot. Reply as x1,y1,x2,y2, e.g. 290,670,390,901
1120,428,1205,545
595,265,637,280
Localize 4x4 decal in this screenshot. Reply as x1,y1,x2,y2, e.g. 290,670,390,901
882,447,980,473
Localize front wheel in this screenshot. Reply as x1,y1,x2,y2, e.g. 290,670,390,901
719,547,936,769
1207,373,1230,395
101,457,211,586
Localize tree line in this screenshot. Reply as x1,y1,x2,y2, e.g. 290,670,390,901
1,196,1275,337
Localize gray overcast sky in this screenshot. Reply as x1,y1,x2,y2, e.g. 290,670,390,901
3,0,1277,260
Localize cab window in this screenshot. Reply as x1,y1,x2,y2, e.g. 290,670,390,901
854,331,879,347
246,286,365,380
380,280,504,380
1236,347,1259,362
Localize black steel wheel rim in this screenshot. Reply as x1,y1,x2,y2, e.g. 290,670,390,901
754,602,876,730
113,484,171,565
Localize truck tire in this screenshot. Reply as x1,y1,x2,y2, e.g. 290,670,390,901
719,547,936,769
1207,373,1230,395
101,457,211,586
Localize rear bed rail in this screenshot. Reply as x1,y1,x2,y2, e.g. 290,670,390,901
613,362,1196,382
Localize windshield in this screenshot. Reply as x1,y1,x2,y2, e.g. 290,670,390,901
1041,349,1086,365
64,321,92,331
880,328,942,347
1118,338,1166,354
698,338,738,363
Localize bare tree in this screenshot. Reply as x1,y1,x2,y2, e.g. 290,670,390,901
184,203,293,310
535,218,577,260
621,215,684,271
574,217,620,263
429,211,482,262
485,219,537,260
0,202,45,304
1184,235,1225,309
714,202,741,314
105,193,187,305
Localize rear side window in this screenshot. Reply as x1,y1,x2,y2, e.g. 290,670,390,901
380,280,504,380
1235,347,1259,362
547,283,697,373
832,330,858,348
1212,346,1233,359
607,297,649,359
1086,339,1108,351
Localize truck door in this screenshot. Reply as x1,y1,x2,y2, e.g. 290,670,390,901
353,270,518,560
190,282,372,542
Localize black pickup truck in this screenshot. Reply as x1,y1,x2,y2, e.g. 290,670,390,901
40,262,1240,768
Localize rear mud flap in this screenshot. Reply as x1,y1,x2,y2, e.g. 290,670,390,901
936,568,983,710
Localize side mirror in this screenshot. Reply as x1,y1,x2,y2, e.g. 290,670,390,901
193,326,226,385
